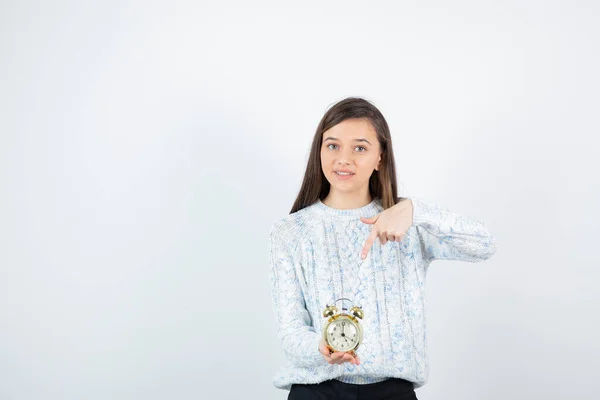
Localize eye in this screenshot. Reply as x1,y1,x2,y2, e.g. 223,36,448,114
326,144,367,152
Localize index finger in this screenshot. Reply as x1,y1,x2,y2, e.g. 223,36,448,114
361,229,378,260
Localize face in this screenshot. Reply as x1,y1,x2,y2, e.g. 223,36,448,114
320,118,382,196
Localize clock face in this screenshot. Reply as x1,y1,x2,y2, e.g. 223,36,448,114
326,318,359,351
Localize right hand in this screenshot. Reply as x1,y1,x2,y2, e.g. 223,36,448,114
319,337,361,365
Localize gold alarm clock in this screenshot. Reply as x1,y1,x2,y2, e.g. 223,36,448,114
322,297,364,356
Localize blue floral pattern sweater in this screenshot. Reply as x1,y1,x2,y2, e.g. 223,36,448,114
268,197,497,391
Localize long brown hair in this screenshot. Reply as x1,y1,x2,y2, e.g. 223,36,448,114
290,96,405,214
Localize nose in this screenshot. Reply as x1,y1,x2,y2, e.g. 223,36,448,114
336,159,351,168
336,147,354,165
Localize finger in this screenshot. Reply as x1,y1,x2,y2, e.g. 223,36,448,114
361,230,378,259
321,347,336,363
329,352,341,364
379,231,388,245
337,353,350,365
320,346,332,359
360,213,380,225
332,352,350,364
320,344,337,362
390,232,405,243
343,353,356,365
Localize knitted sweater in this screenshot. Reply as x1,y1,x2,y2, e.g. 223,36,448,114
268,196,497,391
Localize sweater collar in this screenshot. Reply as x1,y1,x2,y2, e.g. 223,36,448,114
312,197,382,218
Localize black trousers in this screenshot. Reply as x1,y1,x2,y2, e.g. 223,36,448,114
288,378,418,400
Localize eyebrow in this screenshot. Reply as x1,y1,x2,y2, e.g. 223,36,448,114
323,136,372,145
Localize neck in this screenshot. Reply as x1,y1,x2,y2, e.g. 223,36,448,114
314,194,380,218
321,193,373,210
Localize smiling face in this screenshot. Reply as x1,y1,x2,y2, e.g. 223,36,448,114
320,118,382,200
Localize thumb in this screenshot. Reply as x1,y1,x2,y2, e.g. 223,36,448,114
360,213,380,224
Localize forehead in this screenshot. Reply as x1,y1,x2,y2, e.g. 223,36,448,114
322,118,377,141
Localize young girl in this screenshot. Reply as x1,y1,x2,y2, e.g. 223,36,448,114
268,97,497,400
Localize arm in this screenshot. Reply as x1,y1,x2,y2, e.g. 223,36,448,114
268,222,327,368
409,197,498,263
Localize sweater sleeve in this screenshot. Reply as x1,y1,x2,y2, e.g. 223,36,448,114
268,222,327,368
409,197,498,263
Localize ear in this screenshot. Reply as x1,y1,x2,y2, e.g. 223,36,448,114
375,154,382,171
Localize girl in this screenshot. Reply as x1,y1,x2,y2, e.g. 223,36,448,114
268,97,497,400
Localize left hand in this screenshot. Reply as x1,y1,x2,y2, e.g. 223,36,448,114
359,199,413,260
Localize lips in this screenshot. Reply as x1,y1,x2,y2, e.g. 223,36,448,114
334,170,355,180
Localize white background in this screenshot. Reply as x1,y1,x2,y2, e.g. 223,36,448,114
1,1,598,399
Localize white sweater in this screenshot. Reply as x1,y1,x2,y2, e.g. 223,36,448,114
268,196,497,391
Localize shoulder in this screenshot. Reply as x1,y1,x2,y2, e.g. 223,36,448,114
269,206,316,252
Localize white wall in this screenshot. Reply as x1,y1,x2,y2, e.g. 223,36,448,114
1,1,598,399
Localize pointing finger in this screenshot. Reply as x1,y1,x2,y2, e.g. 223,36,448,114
361,229,378,260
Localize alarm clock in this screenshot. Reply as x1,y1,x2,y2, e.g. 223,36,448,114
322,297,364,356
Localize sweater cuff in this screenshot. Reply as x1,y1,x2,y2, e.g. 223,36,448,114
310,333,324,363
410,197,435,227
